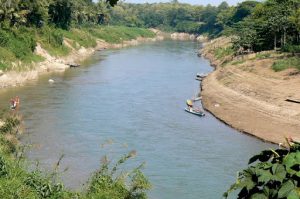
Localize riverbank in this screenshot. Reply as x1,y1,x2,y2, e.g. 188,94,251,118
200,37,300,144
0,27,162,88
0,27,203,89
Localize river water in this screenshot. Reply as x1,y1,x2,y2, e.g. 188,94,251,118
0,41,274,198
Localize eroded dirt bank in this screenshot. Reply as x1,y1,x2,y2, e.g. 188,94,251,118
0,29,205,89
200,37,300,144
0,35,164,88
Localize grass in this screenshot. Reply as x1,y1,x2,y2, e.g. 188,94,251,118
86,26,155,43
0,112,151,199
255,52,271,59
0,26,155,70
36,27,71,57
272,57,300,72
231,60,245,65
213,47,234,60
0,28,37,70
62,29,97,48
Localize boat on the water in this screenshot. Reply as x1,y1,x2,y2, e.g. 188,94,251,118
185,108,205,117
196,73,208,78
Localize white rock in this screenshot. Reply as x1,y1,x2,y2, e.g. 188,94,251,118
48,79,54,83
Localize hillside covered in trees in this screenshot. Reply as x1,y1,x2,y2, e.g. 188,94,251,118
3,0,300,68
109,0,300,54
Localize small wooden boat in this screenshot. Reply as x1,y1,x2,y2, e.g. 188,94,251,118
196,73,208,78
192,96,202,101
185,108,205,117
195,77,203,81
67,63,81,68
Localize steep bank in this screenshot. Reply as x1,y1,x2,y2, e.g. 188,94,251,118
0,31,162,88
0,29,201,89
200,37,300,144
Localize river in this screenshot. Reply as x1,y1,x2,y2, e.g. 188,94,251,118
0,41,274,199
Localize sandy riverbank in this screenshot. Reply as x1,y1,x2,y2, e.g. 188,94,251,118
200,37,300,144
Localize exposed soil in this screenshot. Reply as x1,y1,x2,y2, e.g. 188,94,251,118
0,34,165,88
201,37,300,144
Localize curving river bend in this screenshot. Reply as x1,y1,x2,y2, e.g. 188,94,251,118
0,41,274,199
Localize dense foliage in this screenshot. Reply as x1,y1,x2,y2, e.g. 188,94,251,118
108,0,300,54
224,140,300,198
108,1,229,34
216,0,300,53
2,0,300,55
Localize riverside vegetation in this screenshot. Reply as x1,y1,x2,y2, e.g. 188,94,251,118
199,0,300,72
224,140,300,199
3,0,300,72
0,111,151,199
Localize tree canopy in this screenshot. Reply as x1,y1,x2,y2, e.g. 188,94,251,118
2,0,300,52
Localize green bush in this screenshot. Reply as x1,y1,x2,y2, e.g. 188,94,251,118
0,30,10,46
214,47,234,59
0,29,36,61
175,21,200,34
85,152,151,199
224,140,300,198
37,27,70,56
272,57,300,72
282,45,300,53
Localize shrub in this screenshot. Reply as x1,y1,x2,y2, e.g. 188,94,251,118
175,21,200,34
224,139,300,198
85,152,151,199
38,27,70,56
214,47,234,59
0,114,151,199
272,57,300,72
0,29,36,61
282,45,300,53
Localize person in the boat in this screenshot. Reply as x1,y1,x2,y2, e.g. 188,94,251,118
186,99,194,111
186,99,202,112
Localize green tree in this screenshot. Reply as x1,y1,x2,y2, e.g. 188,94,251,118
48,0,73,30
